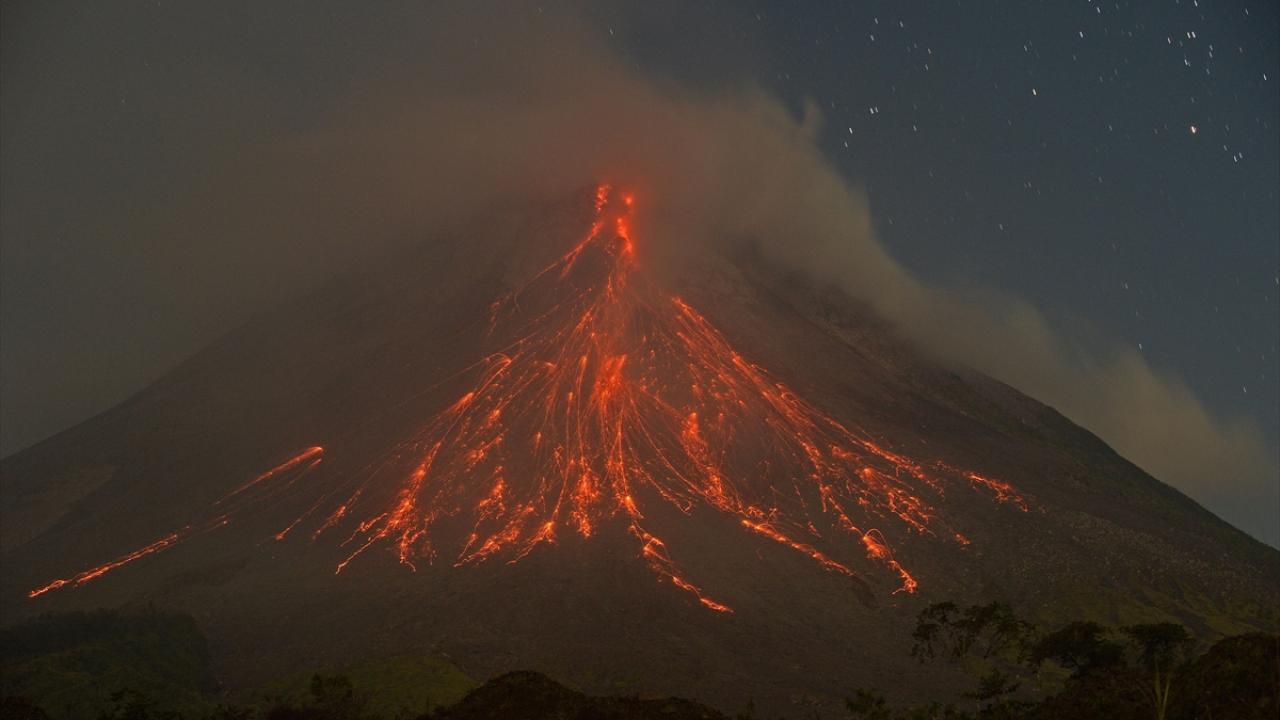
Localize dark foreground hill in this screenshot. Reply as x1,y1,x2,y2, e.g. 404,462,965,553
1,188,1276,715
1,608,1276,720
428,671,727,720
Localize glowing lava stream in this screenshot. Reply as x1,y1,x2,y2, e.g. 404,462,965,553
27,447,324,599
29,186,1027,610
315,184,1027,610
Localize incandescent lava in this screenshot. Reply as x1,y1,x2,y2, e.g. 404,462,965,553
28,185,1027,610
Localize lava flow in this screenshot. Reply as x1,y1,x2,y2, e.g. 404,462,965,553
27,447,324,598
28,185,1027,610
307,184,1027,610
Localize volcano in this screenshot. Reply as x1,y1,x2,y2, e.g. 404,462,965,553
1,186,1275,713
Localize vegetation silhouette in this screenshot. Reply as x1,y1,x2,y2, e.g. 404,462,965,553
847,601,1279,720
1,606,1276,719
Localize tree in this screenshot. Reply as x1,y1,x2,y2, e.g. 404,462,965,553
0,697,52,720
205,705,253,720
961,669,1019,711
1028,621,1125,678
1173,632,1279,720
311,674,370,720
265,674,369,720
846,688,893,720
1122,623,1194,720
912,602,961,661
95,690,182,720
954,603,1029,661
911,602,1029,663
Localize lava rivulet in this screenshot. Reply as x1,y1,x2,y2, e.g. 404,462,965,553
308,185,1026,608
27,447,324,598
28,186,1026,609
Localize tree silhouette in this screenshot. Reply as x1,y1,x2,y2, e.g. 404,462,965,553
1122,623,1195,720
1028,621,1125,678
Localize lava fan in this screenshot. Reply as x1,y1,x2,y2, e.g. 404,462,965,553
28,185,1027,610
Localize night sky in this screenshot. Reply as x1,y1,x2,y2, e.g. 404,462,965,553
602,0,1279,471
2,1,1276,541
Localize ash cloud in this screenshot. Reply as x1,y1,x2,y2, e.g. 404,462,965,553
2,3,1274,542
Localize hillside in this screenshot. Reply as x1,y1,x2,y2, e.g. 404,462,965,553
1,187,1275,716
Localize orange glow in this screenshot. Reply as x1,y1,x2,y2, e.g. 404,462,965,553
960,470,1029,512
28,533,181,598
29,447,323,598
29,185,1027,609
219,446,324,503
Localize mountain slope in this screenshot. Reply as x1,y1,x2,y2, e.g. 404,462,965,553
1,187,1275,715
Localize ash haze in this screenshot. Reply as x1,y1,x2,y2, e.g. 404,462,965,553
1,3,1276,545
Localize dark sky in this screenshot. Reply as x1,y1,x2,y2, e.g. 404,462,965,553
604,0,1279,459
2,1,1276,541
